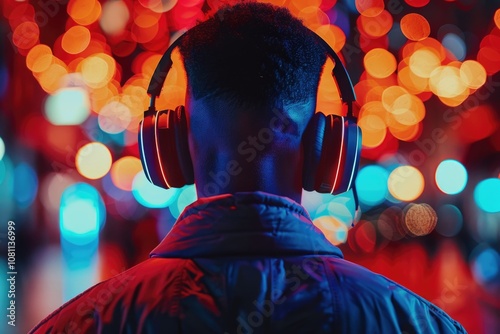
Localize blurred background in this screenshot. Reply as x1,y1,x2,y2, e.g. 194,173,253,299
1,0,499,333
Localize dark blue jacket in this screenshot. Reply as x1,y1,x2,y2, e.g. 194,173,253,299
30,192,466,333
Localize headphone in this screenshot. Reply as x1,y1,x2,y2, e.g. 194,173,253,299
138,29,362,195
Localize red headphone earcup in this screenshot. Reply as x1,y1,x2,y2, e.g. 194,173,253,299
138,107,194,189
138,111,170,188
302,113,361,194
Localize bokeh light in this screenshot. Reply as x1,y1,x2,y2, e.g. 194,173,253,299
132,171,179,208
363,48,397,78
313,216,348,245
474,178,500,213
60,183,105,245
388,165,424,201
170,184,197,218
44,87,90,125
435,159,468,195
0,137,5,161
61,26,91,54
100,0,130,36
76,142,113,180
355,165,388,207
110,156,143,191
400,13,430,41
403,203,437,236
471,246,500,285
436,204,463,237
14,162,38,208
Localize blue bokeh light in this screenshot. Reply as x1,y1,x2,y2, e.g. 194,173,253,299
355,165,389,207
436,204,463,237
472,247,500,284
60,183,105,245
132,171,179,208
435,159,468,195
442,33,466,61
14,162,38,208
474,178,500,213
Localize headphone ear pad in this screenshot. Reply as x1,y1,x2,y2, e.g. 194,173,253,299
303,113,360,194
154,106,194,188
138,107,194,189
302,112,326,191
173,106,194,185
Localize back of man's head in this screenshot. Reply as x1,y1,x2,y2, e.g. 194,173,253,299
179,3,327,110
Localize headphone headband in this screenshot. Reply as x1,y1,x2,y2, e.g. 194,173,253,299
146,28,356,115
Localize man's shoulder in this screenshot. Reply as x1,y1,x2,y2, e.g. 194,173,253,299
29,257,187,334
322,257,467,333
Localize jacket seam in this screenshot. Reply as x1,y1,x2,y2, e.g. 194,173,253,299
323,258,345,334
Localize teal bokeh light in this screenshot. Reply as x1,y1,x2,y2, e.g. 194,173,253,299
474,178,500,213
60,183,105,245
355,165,389,207
132,171,179,208
435,159,468,195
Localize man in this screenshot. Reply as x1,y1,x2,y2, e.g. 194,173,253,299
31,3,466,333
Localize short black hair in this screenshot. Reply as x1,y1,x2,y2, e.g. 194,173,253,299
179,2,327,108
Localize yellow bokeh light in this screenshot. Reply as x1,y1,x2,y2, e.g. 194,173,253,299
409,49,441,78
429,65,467,98
388,166,424,201
460,60,487,89
76,142,112,179
61,26,91,54
400,13,430,41
312,216,348,245
110,156,143,191
364,48,397,79
80,53,116,89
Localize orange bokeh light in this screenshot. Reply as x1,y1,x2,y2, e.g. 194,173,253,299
355,0,384,17
314,24,346,53
364,48,397,78
358,114,387,148
26,44,53,73
298,6,330,30
110,156,143,191
494,9,500,29
61,26,91,55
358,9,393,38
67,0,102,26
400,13,430,41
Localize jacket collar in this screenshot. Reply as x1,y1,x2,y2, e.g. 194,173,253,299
150,191,343,259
